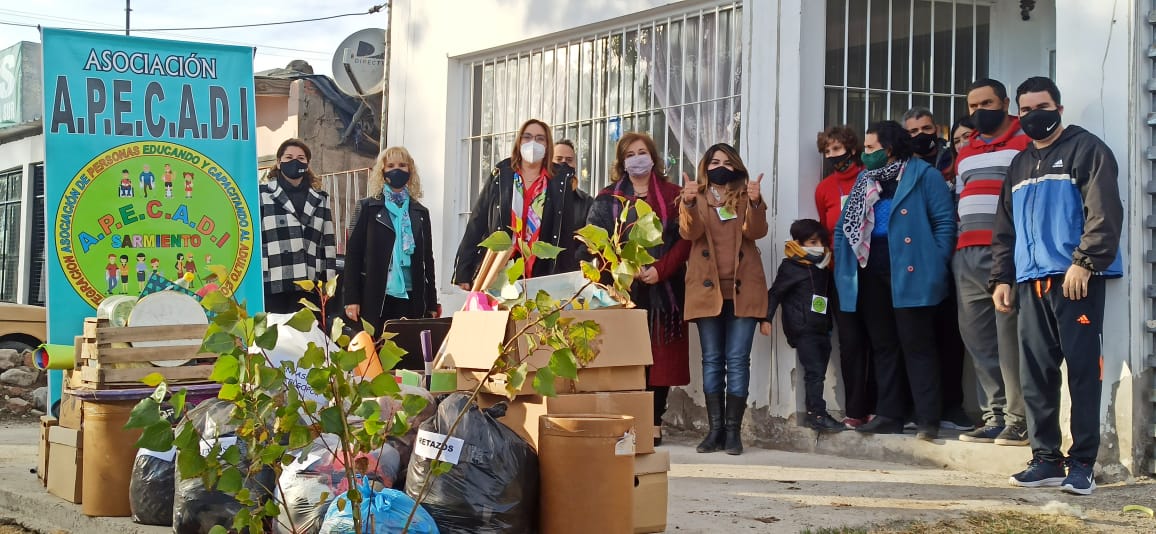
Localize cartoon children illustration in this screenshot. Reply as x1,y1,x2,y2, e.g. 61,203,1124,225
106,254,118,294
118,255,130,294
118,169,134,198
183,171,194,198
135,253,147,292
184,253,198,288
175,253,185,279
140,164,156,198
164,165,175,198
150,257,161,278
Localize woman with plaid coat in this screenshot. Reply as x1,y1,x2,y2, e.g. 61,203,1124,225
261,139,337,314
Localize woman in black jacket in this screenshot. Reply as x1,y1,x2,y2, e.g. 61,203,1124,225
343,146,439,332
452,119,587,287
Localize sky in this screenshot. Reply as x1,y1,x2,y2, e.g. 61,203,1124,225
0,1,390,77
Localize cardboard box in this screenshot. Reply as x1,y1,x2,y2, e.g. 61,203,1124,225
58,393,83,430
38,416,58,486
477,390,655,454
444,309,653,396
633,450,670,534
47,426,82,503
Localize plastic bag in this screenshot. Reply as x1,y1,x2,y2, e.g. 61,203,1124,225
319,481,439,534
405,393,539,534
274,435,402,534
129,447,176,526
172,399,275,534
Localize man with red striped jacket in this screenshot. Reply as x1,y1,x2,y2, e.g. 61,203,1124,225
954,79,1032,446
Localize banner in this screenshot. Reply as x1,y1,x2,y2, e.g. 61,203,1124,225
42,29,262,351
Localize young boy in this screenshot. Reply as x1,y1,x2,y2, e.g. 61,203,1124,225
760,219,844,432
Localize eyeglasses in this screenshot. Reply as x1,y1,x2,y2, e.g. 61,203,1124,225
521,133,547,143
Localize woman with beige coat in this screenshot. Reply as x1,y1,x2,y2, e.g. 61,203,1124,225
679,143,768,455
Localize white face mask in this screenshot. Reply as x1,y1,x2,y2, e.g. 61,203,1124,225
520,141,546,164
803,246,827,256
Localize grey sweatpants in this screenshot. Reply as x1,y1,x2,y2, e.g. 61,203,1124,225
953,246,1025,426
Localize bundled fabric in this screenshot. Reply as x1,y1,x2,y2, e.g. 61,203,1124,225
172,399,275,534
129,447,176,526
406,393,539,534
274,435,402,534
318,480,439,534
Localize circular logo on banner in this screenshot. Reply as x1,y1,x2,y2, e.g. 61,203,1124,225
54,141,255,307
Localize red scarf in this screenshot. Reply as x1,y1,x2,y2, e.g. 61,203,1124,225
511,167,549,275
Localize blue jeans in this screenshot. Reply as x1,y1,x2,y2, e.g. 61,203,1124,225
696,300,758,397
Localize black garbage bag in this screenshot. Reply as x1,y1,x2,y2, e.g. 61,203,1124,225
129,448,175,526
405,393,539,534
172,399,275,534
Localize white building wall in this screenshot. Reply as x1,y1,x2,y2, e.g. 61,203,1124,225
0,131,44,305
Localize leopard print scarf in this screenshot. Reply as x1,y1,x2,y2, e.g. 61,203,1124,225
841,159,905,267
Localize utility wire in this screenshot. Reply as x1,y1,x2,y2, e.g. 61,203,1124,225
0,3,385,33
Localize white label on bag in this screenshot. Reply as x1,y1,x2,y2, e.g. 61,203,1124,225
137,447,177,462
414,430,465,464
614,429,637,456
199,436,238,458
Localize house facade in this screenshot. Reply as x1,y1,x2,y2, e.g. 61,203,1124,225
387,0,1154,477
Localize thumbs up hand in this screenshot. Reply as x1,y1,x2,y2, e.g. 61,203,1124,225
747,173,764,203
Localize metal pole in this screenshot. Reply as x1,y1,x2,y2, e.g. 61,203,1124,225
379,0,392,151
125,0,131,35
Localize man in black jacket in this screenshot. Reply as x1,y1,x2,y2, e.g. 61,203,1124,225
991,77,1123,496
760,219,843,433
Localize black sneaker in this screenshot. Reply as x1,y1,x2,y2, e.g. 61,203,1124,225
959,424,1003,443
856,415,904,434
915,424,939,441
805,411,846,433
994,423,1029,446
1009,457,1066,488
940,407,975,431
1062,459,1096,495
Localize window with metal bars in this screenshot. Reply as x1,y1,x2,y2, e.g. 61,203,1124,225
824,0,991,134
29,163,45,306
458,1,743,219
0,167,23,302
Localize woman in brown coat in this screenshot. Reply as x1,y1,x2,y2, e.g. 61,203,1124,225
679,143,768,455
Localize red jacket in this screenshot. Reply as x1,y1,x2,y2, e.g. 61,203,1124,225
814,163,863,245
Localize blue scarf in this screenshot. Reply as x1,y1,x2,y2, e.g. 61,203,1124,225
383,190,415,299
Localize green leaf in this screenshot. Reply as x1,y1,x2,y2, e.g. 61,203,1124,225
257,366,281,391
431,460,454,476
581,261,601,284
534,290,556,314
576,224,611,251
620,241,656,267
299,343,326,369
176,449,206,478
510,305,530,321
478,230,513,252
285,308,317,332
141,373,166,389
264,498,280,518
368,373,401,397
629,212,664,248
255,323,279,351
294,280,317,292
360,319,377,338
209,526,229,534
173,423,198,448
289,425,312,449
259,444,287,465
306,368,332,394
170,389,187,418
222,445,242,466
333,350,363,372
354,400,380,420
549,348,579,380
200,330,237,355
569,320,601,364
532,365,557,397
507,257,525,284
135,420,174,451
330,316,346,343
218,383,241,401
378,340,406,371
325,277,338,299
531,241,565,260
507,362,529,392
200,291,235,314
125,397,161,429
209,354,240,383
401,394,429,417
217,466,243,493
319,406,345,434
298,298,320,312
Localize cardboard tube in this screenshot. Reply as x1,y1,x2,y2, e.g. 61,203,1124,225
34,344,76,370
471,249,497,292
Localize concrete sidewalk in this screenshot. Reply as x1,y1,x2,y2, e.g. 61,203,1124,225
2,420,1152,533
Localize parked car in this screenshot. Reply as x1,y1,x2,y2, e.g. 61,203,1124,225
0,302,46,353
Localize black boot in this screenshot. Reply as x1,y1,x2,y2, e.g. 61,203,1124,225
805,411,846,433
696,393,725,453
724,394,747,455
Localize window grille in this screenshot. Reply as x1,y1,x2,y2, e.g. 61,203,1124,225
317,168,371,255
824,0,991,133
0,167,23,302
29,163,45,306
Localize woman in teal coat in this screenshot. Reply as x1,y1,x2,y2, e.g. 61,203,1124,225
833,120,956,441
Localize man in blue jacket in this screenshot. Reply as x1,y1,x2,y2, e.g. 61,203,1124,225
990,76,1123,496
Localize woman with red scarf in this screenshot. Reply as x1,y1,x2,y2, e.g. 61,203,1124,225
587,132,691,447
813,126,877,428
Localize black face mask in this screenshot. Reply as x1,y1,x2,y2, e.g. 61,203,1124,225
910,133,938,156
279,159,308,180
971,108,1006,136
384,168,411,189
706,166,741,185
824,153,855,175
1019,109,1062,141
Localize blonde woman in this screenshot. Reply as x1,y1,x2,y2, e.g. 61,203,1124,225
679,143,768,455
343,146,440,331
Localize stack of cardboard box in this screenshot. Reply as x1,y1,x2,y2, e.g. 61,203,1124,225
44,393,84,503
444,308,670,533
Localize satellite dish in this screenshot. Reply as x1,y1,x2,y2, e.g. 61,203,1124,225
331,28,387,97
